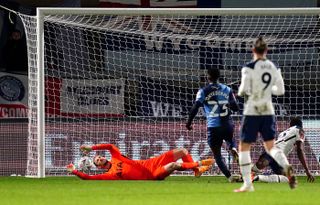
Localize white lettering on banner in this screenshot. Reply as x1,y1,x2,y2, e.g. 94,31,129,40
172,37,182,50
150,101,182,117
76,96,109,106
131,140,150,160
118,132,127,154
60,79,125,114
190,141,211,162
143,34,252,52
45,134,68,168
175,136,190,149
152,140,170,157
66,135,233,165
0,107,28,117
67,86,122,95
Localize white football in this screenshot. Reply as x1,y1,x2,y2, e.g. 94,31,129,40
77,156,93,172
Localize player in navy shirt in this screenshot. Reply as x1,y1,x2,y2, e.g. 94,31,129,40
186,68,240,182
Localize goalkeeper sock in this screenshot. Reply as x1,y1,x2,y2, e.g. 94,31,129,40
182,153,194,163
180,162,199,170
239,151,252,187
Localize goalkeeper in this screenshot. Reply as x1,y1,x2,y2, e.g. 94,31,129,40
186,68,240,182
67,144,214,180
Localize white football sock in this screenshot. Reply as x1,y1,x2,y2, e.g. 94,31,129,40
267,147,290,171
239,151,252,187
258,174,289,183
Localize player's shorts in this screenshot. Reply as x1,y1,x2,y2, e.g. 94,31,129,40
207,123,235,149
138,150,175,178
240,115,276,143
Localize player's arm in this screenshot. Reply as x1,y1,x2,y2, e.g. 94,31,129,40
67,164,117,180
271,68,285,96
186,89,204,130
295,140,315,182
80,144,121,156
237,67,251,97
228,89,240,112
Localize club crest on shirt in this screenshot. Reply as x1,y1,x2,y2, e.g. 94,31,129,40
0,75,25,101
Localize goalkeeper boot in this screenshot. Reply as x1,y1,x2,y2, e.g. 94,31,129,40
194,166,211,178
199,158,215,166
285,165,297,189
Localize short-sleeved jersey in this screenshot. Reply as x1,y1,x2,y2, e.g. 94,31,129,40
238,59,285,115
196,83,238,128
275,126,305,156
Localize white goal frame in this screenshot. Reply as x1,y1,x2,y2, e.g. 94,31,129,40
32,7,320,178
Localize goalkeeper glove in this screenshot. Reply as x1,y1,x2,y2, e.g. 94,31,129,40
66,163,76,173
80,145,92,154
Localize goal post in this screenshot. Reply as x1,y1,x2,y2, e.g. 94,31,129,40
17,8,320,177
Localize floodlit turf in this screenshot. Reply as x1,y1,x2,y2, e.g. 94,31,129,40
0,176,319,205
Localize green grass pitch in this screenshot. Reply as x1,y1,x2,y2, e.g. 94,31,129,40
0,176,319,205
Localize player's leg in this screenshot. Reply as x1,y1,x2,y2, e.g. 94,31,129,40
253,174,289,183
261,116,296,189
143,149,213,177
208,127,232,180
223,123,239,164
152,161,205,180
252,152,271,173
171,148,193,162
171,148,214,166
234,116,259,192
169,148,199,169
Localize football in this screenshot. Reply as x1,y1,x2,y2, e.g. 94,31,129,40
77,156,93,172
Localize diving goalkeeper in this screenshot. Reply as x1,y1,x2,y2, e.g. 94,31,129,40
67,144,214,180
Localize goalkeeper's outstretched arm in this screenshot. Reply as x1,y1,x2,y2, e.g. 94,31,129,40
67,163,117,180
80,144,121,156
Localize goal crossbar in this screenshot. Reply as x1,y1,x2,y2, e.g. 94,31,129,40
37,7,320,16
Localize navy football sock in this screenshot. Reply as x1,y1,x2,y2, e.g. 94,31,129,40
214,154,231,178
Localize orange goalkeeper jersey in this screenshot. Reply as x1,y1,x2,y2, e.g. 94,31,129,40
72,144,154,180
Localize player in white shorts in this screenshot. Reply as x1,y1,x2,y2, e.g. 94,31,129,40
252,117,315,183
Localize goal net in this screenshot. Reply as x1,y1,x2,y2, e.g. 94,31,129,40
18,8,320,177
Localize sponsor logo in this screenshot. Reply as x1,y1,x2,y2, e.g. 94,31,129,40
0,75,25,101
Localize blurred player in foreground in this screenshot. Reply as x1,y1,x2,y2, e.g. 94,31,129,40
252,117,315,183
67,143,214,180
235,36,295,192
186,68,240,182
